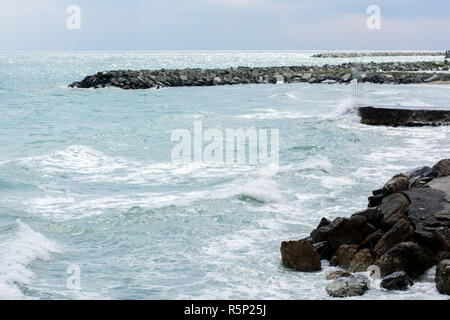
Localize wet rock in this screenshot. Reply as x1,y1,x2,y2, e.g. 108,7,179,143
359,229,384,251
325,275,369,297
326,216,376,250
374,219,414,258
435,259,450,295
374,242,427,278
358,106,450,127
349,249,374,272
280,238,321,271
406,166,439,180
404,187,450,263
352,207,382,228
380,271,413,291
326,270,352,280
368,194,384,207
309,217,332,243
383,174,409,195
336,244,359,269
313,241,333,260
380,193,410,227
433,159,450,177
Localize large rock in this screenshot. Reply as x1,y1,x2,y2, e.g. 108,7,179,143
349,249,374,272
325,275,369,297
383,173,409,195
280,239,321,271
313,241,333,260
374,242,427,278
374,219,414,258
351,207,382,228
403,187,450,263
380,271,413,291
336,244,359,269
309,217,332,243
359,229,384,251
380,193,410,227
433,159,450,177
435,259,450,295
326,216,376,250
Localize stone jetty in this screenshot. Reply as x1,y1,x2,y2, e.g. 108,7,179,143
68,61,450,90
312,51,445,58
358,106,450,127
280,159,450,297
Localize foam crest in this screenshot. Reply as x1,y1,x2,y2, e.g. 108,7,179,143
0,220,61,299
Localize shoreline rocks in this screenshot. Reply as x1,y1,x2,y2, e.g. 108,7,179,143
312,51,445,58
280,158,450,297
68,61,450,90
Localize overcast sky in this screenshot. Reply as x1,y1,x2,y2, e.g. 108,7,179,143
0,0,449,51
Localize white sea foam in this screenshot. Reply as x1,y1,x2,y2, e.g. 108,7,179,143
0,220,61,299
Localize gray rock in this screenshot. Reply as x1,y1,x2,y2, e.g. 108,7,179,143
403,187,450,264
435,259,450,295
325,275,369,297
380,271,413,290
424,74,439,82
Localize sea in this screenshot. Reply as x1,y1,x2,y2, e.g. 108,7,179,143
0,51,449,299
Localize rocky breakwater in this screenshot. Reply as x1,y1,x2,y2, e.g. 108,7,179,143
312,51,445,58
358,106,450,127
68,61,450,90
280,159,450,297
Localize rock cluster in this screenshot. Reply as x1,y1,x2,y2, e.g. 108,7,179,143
68,61,450,90
312,51,445,58
280,159,450,297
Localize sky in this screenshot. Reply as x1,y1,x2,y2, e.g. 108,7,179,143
0,0,449,51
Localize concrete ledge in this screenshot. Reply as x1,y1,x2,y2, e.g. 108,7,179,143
358,106,450,126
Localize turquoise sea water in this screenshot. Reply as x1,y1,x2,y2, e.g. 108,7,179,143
0,51,449,299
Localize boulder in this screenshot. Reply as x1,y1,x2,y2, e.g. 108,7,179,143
325,275,369,297
326,216,376,250
309,217,332,243
352,207,382,228
406,166,439,180
380,193,410,227
374,219,414,258
403,187,450,263
280,239,321,271
374,242,427,278
433,159,450,177
349,249,374,272
326,270,352,280
435,259,450,295
383,173,409,195
313,241,333,260
359,229,384,251
380,271,414,291
336,244,359,269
